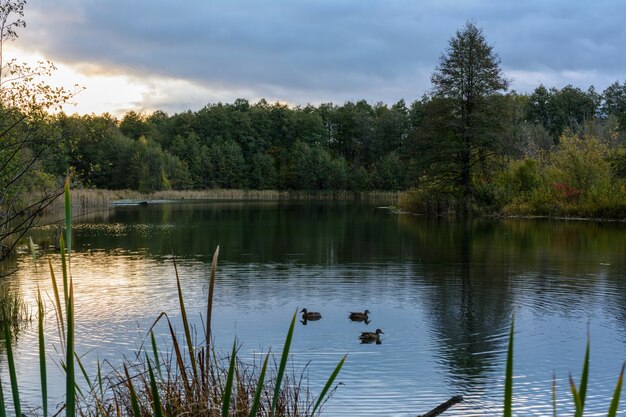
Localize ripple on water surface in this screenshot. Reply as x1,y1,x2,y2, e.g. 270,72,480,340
4,208,626,416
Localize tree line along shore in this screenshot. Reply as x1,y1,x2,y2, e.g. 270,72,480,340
5,21,626,263
29,73,626,219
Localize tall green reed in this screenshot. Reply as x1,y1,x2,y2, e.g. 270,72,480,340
270,310,298,417
607,363,624,417
0,375,5,417
2,309,20,417
503,316,514,417
37,289,48,417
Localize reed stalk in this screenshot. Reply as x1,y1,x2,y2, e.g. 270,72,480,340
270,309,298,417
48,258,65,352
551,371,556,417
75,353,93,392
569,374,584,417
503,316,514,417
174,261,198,382
607,362,625,417
221,340,238,417
0,375,5,417
37,288,48,417
568,330,590,417
64,177,71,258
123,364,142,417
146,355,164,417
579,328,590,408
206,246,219,348
63,181,76,417
1,310,20,417
311,354,347,416
150,331,163,380
65,277,75,417
248,352,270,417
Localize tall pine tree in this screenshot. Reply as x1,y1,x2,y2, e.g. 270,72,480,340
420,22,509,216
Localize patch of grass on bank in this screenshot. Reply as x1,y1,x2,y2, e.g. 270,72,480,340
45,188,398,212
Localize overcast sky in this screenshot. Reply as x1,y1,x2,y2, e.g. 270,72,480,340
10,0,626,115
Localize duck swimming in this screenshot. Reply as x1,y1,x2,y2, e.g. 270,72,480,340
359,328,383,343
300,308,322,320
349,310,370,321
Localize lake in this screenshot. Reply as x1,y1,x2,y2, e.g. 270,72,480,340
3,201,626,416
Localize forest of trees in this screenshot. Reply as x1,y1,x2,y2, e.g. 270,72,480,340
17,77,626,210
25,73,622,202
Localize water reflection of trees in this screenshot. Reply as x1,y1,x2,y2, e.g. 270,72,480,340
399,215,626,388
62,202,421,264
28,203,626,359
415,221,514,393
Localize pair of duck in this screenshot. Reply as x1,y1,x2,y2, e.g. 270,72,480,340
300,308,370,321
300,308,384,343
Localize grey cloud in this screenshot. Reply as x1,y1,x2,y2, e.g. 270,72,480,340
18,0,626,112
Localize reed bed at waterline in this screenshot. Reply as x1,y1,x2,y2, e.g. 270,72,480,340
0,282,30,335
44,188,398,211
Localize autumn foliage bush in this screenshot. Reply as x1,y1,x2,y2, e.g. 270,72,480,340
500,133,626,217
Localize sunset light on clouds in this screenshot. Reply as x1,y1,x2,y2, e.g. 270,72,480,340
9,0,626,116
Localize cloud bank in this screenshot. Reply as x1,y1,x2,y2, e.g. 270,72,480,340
14,0,626,113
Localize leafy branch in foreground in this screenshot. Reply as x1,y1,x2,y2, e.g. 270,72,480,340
0,0,82,264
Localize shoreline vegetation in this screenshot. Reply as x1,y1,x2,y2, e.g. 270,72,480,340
42,188,399,213
38,186,626,224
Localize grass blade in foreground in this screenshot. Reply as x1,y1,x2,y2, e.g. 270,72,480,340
578,328,590,408
222,339,238,417
552,371,556,417
1,312,20,417
62,182,74,417
503,316,514,417
166,318,192,397
607,362,625,417
248,352,270,417
270,309,297,417
60,237,69,305
311,354,347,416
0,373,6,417
97,360,104,398
174,261,198,382
150,331,163,380
146,355,164,417
75,353,93,392
206,246,220,343
48,258,65,352
124,364,142,417
38,289,48,417
64,176,71,257
65,279,75,417
569,374,583,417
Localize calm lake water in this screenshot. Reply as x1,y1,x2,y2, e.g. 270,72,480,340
3,201,626,416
